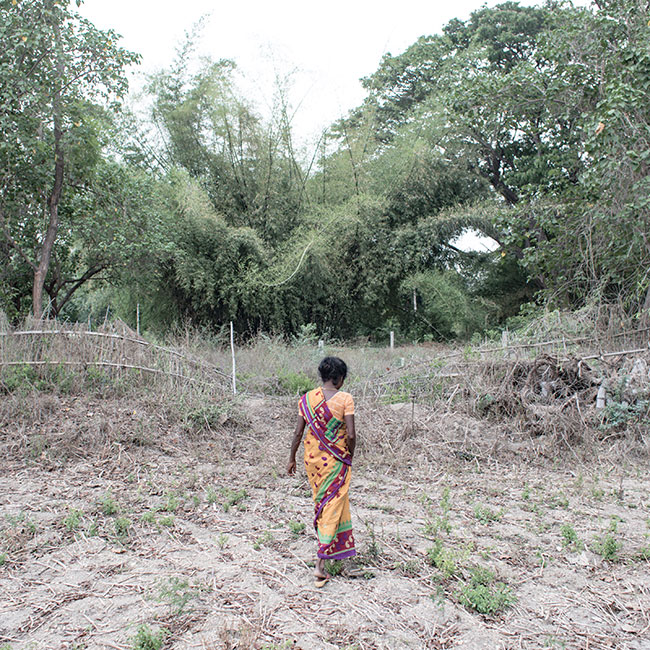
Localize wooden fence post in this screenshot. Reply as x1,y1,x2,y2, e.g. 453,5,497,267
230,321,237,395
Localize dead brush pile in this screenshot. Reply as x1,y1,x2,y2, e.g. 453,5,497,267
437,351,650,460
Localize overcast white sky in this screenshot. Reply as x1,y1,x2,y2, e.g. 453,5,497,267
78,0,582,151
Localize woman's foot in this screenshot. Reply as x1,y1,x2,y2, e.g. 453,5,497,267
314,558,329,587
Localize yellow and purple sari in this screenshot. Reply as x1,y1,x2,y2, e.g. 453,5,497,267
299,387,356,560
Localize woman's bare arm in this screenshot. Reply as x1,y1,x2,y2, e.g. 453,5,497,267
344,414,356,460
287,415,306,475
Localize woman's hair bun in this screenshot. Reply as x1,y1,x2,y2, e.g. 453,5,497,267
318,356,348,383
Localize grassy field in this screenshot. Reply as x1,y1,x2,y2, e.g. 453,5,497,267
0,324,649,649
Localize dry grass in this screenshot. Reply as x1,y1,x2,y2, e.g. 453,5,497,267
0,314,649,648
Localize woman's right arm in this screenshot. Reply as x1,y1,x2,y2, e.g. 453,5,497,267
344,414,356,460
287,415,305,475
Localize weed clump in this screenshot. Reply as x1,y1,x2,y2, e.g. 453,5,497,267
457,567,516,615
560,524,584,552
130,624,167,650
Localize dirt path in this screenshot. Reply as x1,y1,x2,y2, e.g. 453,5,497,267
1,394,649,649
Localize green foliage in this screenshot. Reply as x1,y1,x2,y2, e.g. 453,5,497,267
288,520,305,537
276,370,314,396
457,567,516,615
99,492,119,516
423,487,452,536
155,576,205,615
6,0,649,336
220,488,248,513
163,492,180,513
592,520,624,562
362,520,382,562
130,624,167,650
114,517,132,538
252,530,274,550
62,508,83,532
560,524,584,552
0,364,44,393
600,399,650,431
473,504,503,524
0,0,142,318
426,540,461,579
324,559,343,576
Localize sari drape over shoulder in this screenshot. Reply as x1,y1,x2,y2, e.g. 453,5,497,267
299,387,356,560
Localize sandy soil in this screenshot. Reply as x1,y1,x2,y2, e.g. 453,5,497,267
1,392,649,650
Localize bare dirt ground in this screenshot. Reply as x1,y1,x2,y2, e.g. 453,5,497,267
1,391,649,650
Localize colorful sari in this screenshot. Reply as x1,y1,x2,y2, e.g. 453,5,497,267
299,387,356,560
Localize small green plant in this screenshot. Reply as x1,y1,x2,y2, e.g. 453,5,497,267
206,486,218,505
260,641,295,650
62,508,83,532
593,533,623,561
163,492,180,513
535,549,548,568
141,511,157,525
521,484,530,501
457,566,516,615
155,576,205,614
4,512,37,539
424,487,453,535
600,396,650,430
0,363,43,393
292,322,319,345
158,515,175,528
473,504,503,524
186,404,229,431
549,492,569,509
394,559,420,577
100,492,119,516
221,488,248,513
426,539,466,579
0,552,7,566
367,503,395,513
216,533,229,549
362,520,381,562
638,545,650,561
253,530,274,550
591,487,605,500
288,520,305,536
324,559,343,576
114,517,132,538
560,524,584,551
130,624,167,650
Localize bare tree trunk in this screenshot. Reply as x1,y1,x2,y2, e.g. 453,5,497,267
33,11,64,320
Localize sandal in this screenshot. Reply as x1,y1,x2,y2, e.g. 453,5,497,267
314,573,330,588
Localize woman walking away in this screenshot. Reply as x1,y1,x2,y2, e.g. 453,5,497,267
287,356,357,587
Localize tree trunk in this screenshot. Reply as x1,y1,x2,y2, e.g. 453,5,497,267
33,10,64,320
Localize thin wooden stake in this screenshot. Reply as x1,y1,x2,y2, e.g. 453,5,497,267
230,321,237,395
136,303,140,336
390,331,394,350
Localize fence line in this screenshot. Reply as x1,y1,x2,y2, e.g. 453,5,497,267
358,343,650,396
0,328,231,379
0,359,198,383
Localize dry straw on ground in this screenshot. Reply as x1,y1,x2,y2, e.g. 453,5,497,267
0,312,649,649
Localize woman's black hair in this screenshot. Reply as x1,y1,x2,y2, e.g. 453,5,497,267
318,356,348,383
